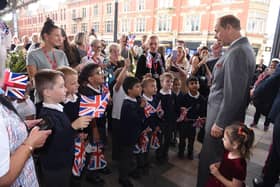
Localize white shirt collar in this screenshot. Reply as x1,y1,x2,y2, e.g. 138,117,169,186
87,83,101,94
230,36,243,47
125,95,137,102
64,94,78,104
142,94,153,102
43,102,64,112
160,89,172,95
188,91,200,99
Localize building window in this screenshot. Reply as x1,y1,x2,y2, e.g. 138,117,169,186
105,20,113,32
123,0,130,12
158,0,173,8
221,0,234,2
93,22,99,32
72,24,77,34
136,17,146,32
82,8,87,17
157,15,171,32
107,3,112,15
72,9,76,19
93,5,98,16
185,15,200,32
121,18,130,33
137,0,145,11
188,0,200,6
247,12,265,34
250,0,269,3
64,9,66,20
81,23,88,33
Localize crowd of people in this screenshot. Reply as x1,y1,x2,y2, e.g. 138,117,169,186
0,14,279,187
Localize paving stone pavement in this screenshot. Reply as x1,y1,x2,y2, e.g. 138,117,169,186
81,104,273,187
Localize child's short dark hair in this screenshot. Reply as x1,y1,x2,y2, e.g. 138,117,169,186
78,63,99,86
142,77,156,88
35,69,64,100
123,76,140,95
186,76,199,85
225,123,255,159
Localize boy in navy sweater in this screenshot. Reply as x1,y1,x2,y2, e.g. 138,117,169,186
119,77,145,187
177,76,207,160
35,70,92,187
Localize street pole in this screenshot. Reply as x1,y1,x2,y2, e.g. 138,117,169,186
113,0,118,42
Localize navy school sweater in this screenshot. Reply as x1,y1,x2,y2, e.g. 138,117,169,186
38,107,76,170
119,98,145,146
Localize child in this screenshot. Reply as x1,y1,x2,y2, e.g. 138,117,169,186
57,67,84,186
156,72,177,163
78,63,111,185
119,76,145,187
34,69,92,187
134,77,162,175
111,59,130,161
177,76,206,159
205,124,255,187
171,77,184,146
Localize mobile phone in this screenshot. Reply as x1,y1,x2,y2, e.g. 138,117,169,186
171,50,178,62
38,116,53,131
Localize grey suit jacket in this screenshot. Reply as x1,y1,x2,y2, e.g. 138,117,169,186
207,37,255,129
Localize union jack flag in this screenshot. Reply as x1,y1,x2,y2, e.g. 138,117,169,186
72,136,86,176
150,131,160,150
127,34,136,49
3,70,27,99
193,117,206,128
144,100,162,119
133,129,151,154
79,93,109,118
87,143,107,170
146,53,152,69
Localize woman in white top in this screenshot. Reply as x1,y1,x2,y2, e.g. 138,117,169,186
0,21,51,187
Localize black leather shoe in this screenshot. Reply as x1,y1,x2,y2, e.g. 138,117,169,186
118,178,134,187
253,177,263,187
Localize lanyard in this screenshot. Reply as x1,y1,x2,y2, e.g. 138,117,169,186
43,49,57,69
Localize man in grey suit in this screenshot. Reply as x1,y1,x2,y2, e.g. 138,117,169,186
197,15,255,187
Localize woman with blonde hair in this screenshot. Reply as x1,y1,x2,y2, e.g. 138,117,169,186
167,46,190,93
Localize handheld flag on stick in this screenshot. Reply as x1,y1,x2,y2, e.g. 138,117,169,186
2,69,27,99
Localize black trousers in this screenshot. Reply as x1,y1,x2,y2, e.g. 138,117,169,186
178,123,196,154
262,114,280,187
112,118,121,160
156,123,173,159
253,109,270,126
119,145,136,180
40,166,72,187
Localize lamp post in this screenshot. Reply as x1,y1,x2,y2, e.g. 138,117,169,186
113,0,118,42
